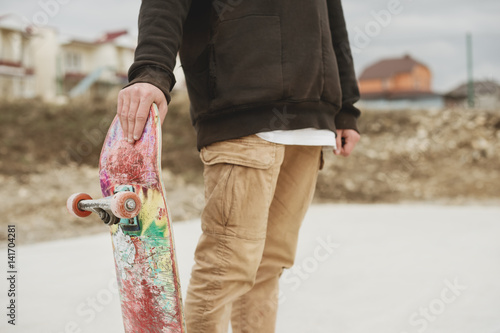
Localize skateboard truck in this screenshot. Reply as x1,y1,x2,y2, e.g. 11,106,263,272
114,185,141,229
67,187,141,226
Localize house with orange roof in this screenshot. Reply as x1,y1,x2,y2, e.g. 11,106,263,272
358,54,443,110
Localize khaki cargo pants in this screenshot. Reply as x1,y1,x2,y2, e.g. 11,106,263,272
185,134,323,333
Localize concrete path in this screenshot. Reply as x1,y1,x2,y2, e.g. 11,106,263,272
2,204,499,333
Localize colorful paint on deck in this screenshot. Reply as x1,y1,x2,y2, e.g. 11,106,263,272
99,105,185,332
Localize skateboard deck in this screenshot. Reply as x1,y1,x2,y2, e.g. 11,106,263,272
96,104,185,332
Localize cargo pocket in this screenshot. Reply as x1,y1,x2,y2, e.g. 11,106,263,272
200,136,283,239
209,15,284,110
200,135,277,169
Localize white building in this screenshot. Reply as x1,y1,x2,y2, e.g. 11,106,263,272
444,80,500,110
58,30,136,100
0,14,36,99
0,13,143,102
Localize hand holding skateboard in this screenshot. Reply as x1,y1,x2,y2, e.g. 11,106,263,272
117,83,168,144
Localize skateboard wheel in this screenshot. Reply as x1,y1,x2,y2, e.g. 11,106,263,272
67,193,92,218
111,192,141,219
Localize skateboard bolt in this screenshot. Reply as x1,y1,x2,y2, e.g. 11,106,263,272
125,199,137,212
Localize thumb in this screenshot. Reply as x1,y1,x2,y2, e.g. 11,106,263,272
334,129,343,155
153,89,168,124
158,101,168,125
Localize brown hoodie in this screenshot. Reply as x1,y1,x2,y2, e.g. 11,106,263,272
127,0,361,149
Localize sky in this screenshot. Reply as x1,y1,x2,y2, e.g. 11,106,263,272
2,0,500,92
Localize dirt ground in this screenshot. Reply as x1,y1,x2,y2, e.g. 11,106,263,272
1,99,499,246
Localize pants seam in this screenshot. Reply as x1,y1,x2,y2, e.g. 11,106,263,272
198,234,230,331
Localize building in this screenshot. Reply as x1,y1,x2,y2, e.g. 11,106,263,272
0,14,36,99
444,80,500,110
0,13,140,102
58,30,135,100
0,13,190,102
359,54,432,95
358,54,443,110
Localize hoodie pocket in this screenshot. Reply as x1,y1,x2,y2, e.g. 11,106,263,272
209,15,283,110
321,19,342,106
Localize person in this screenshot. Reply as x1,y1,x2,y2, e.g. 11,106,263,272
117,0,361,332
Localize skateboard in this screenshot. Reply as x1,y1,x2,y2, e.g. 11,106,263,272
67,104,186,332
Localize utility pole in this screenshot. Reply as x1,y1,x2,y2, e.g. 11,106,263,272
466,32,474,108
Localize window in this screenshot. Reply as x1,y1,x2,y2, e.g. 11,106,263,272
65,52,82,72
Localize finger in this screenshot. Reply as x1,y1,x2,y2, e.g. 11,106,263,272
341,139,356,156
127,98,140,143
341,132,360,157
119,92,130,140
133,99,153,141
117,92,123,118
334,129,342,155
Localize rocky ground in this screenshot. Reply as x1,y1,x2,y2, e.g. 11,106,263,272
1,97,499,245
317,107,500,204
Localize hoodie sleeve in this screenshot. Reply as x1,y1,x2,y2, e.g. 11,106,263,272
124,0,192,103
326,0,362,132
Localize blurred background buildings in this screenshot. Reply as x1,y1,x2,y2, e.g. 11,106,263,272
1,1,499,109
0,13,135,102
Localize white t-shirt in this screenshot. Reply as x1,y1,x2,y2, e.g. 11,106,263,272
256,128,337,149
